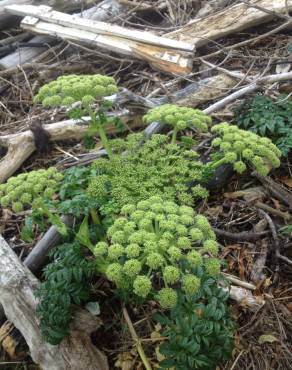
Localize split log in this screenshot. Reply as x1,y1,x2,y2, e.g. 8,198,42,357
0,110,129,184
0,0,124,71
0,233,109,370
0,0,97,30
166,0,292,46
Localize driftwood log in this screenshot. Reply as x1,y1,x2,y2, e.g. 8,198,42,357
0,234,109,370
0,0,97,30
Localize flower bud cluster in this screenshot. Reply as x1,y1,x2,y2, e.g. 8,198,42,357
0,167,63,212
143,104,211,132
89,134,209,216
34,74,118,107
211,122,281,175
93,196,221,309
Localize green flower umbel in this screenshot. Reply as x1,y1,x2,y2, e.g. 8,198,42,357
211,122,281,175
34,74,119,159
93,196,221,309
143,104,210,143
0,167,63,212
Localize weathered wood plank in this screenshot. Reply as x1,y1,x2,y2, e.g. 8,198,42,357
166,0,292,46
19,17,192,74
5,4,195,52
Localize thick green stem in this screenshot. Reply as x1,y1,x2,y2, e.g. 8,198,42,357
208,157,226,170
122,306,153,370
171,127,178,144
97,124,114,160
87,106,114,160
90,209,100,225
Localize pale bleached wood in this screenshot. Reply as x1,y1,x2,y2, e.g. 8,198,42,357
0,233,109,370
166,0,292,46
223,285,265,311
0,0,123,70
0,0,96,30
19,17,192,74
5,4,194,52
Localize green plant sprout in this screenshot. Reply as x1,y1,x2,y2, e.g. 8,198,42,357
34,74,118,159
143,104,211,144
92,196,221,309
88,133,210,218
210,122,281,175
0,167,63,212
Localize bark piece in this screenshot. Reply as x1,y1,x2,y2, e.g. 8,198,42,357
0,233,109,370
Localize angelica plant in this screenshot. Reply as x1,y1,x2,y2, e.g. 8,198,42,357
0,167,63,212
34,74,118,158
143,104,211,143
210,122,281,175
88,133,211,217
92,196,221,309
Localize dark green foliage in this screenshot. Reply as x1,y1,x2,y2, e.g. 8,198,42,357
236,94,292,156
58,166,100,217
35,243,94,345
156,273,234,370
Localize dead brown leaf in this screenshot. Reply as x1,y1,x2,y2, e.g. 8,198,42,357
115,352,136,370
